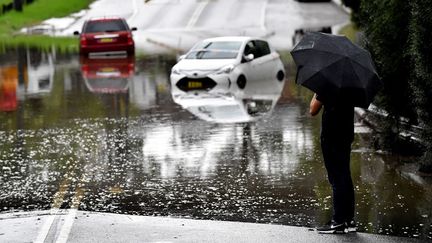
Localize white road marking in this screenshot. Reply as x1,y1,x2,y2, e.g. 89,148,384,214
56,209,78,243
34,176,84,243
34,180,69,243
56,186,84,243
129,0,139,21
34,209,60,243
186,0,209,30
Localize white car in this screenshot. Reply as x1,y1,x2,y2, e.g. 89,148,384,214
170,36,286,123
170,36,285,92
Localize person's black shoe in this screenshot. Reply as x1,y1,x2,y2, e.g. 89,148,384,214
346,220,357,233
316,220,348,234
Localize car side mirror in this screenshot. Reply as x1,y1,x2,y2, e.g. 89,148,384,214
244,53,254,62
131,27,137,31
73,31,80,35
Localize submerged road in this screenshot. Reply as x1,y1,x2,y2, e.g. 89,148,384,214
1,49,432,241
7,1,431,242
46,0,349,53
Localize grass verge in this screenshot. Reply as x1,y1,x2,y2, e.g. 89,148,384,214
338,22,358,42
0,0,93,51
0,35,79,53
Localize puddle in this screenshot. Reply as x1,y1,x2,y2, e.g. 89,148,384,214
0,48,431,240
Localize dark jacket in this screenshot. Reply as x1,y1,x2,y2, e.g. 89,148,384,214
320,103,354,145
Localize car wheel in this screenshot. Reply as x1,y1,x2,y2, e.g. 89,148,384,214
237,75,246,89
277,70,285,82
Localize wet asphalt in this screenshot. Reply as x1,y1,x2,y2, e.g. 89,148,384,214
0,210,426,243
1,50,432,241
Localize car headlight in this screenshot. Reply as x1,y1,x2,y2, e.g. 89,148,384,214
215,64,235,74
171,67,181,75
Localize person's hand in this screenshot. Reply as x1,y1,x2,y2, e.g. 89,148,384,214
309,93,322,116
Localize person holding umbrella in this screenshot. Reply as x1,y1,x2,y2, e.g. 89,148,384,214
310,92,356,234
291,32,382,234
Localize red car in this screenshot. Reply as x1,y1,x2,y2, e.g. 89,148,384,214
74,17,137,56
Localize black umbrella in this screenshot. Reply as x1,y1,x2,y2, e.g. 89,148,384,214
290,32,382,108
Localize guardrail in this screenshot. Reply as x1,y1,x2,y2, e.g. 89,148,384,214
355,105,425,146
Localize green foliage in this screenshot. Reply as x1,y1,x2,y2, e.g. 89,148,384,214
0,0,91,50
358,0,413,117
0,0,91,32
0,35,78,53
338,23,358,42
0,0,11,5
408,1,432,171
352,0,432,171
356,0,416,154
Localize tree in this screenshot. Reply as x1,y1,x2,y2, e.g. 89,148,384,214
408,1,432,173
356,0,415,151
13,0,23,12
352,0,432,173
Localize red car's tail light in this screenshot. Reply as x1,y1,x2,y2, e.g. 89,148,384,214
80,36,88,46
127,33,134,45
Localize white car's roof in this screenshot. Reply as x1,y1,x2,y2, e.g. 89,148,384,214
200,36,257,43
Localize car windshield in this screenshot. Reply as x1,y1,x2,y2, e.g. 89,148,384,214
185,41,242,59
84,20,128,33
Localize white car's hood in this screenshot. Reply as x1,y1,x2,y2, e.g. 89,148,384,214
174,59,236,71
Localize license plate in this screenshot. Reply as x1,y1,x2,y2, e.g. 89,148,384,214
99,38,114,43
100,67,116,72
188,81,202,89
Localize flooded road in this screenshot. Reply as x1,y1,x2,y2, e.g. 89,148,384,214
1,48,431,240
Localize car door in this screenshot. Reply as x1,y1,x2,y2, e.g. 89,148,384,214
253,40,276,81
240,40,262,83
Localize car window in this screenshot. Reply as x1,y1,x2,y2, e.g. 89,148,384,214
84,20,128,33
244,40,271,59
255,40,271,57
186,41,242,59
244,41,257,57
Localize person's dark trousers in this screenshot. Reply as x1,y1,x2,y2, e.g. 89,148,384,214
321,138,355,224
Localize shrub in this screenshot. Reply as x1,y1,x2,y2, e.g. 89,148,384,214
408,1,432,173
349,0,432,172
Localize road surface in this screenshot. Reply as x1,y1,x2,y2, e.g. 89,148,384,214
33,0,349,53
0,210,424,243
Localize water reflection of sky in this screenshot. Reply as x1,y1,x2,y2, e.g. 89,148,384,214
140,105,313,180
0,49,431,240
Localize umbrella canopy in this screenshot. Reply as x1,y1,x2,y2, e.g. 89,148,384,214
291,32,382,108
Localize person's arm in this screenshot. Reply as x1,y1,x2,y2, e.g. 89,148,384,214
309,93,322,116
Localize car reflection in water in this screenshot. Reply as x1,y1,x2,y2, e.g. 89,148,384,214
24,50,55,97
0,49,55,112
171,71,285,123
80,55,135,94
0,66,18,112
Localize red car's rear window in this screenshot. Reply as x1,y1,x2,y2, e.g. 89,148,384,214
84,19,128,33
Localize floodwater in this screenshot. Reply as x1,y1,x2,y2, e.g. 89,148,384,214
0,48,431,240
